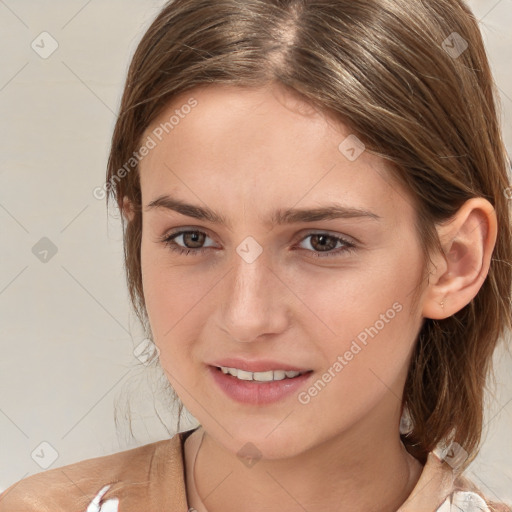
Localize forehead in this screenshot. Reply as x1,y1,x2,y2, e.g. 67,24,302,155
138,83,414,227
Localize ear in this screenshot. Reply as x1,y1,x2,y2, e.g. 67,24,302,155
122,196,135,222
421,197,497,320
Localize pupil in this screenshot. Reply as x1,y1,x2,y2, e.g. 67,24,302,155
314,235,334,251
185,232,203,248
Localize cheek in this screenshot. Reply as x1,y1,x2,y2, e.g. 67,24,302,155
140,242,214,361
140,267,197,382
300,288,418,424
289,251,421,334
141,241,182,349
293,247,423,380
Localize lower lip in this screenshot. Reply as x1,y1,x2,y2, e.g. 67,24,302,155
208,365,313,405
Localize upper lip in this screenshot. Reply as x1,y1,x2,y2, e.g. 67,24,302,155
209,358,312,373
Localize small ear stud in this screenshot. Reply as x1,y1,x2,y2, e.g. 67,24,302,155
440,300,445,309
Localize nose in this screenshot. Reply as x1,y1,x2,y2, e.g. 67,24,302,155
218,251,289,343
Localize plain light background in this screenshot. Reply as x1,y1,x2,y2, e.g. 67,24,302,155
0,0,511,503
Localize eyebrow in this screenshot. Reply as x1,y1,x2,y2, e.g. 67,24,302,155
145,195,381,228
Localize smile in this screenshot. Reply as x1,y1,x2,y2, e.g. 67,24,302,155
218,366,309,381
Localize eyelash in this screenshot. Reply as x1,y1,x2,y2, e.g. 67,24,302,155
159,229,357,259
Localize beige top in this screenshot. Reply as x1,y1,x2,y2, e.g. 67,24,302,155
0,427,510,512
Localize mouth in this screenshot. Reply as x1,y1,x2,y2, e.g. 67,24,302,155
208,365,314,405
214,365,313,382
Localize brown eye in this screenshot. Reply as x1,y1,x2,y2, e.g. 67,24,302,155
161,229,216,256
308,234,339,252
180,231,207,249
160,229,356,259
296,232,357,259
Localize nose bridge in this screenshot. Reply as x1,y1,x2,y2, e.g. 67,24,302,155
232,250,267,305
221,242,286,342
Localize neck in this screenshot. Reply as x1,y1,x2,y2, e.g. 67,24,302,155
186,423,423,512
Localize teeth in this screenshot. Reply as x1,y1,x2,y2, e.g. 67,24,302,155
219,366,305,381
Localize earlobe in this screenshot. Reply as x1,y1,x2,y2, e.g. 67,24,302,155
122,196,135,222
421,198,497,320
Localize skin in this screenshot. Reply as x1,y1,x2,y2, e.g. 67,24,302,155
124,82,497,512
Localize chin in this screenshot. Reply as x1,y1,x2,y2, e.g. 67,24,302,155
206,417,314,461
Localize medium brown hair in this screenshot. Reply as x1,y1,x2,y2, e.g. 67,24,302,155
106,0,512,471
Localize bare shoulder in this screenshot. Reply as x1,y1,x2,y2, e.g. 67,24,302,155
0,439,171,512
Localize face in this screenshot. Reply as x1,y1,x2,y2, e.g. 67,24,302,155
137,83,429,459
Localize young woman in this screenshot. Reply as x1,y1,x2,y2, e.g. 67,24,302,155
1,0,511,511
